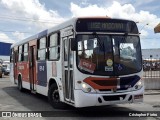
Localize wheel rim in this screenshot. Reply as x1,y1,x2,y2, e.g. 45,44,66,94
52,89,60,103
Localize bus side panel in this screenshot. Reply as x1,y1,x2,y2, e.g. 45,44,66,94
17,62,29,82
17,62,30,89
36,60,48,95
47,61,64,101
35,61,63,97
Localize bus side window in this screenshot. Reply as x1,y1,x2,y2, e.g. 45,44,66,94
23,43,29,61
37,37,47,60
18,45,23,62
48,33,60,60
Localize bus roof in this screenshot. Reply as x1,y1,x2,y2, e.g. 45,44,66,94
11,17,137,48
11,17,78,48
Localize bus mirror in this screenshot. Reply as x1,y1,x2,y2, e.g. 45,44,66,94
70,38,76,51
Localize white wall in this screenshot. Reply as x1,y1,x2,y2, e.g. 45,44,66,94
142,49,160,59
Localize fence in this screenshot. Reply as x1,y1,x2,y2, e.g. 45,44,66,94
143,58,160,89
143,58,160,78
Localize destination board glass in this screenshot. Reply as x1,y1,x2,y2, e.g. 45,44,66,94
76,18,138,33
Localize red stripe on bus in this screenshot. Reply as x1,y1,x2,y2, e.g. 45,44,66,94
83,77,117,90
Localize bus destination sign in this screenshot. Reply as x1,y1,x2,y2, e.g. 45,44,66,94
88,22,124,31
76,18,138,34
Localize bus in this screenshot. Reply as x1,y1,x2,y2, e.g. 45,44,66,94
10,17,144,108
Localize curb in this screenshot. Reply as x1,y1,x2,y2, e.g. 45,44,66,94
144,93,160,95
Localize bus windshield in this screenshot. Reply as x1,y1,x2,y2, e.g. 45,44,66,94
77,34,142,76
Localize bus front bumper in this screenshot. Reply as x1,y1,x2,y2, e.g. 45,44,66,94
74,87,144,108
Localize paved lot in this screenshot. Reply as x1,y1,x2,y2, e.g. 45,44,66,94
0,76,160,120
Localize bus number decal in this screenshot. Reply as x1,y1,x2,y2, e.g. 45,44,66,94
37,62,47,87
39,66,45,71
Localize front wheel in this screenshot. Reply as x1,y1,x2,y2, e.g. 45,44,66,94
48,84,66,109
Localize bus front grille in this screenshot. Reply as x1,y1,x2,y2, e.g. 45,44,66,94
103,95,126,101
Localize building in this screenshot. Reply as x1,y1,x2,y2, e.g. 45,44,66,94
0,42,12,61
142,48,160,60
142,49,160,60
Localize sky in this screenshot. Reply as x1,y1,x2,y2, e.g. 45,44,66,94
0,0,160,49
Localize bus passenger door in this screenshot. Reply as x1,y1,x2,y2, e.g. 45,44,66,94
63,37,74,102
29,45,36,91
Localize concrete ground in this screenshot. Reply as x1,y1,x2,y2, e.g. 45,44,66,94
0,76,160,120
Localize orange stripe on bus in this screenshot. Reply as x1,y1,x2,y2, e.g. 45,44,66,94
83,77,117,90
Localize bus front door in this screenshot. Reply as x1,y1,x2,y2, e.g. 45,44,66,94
29,45,36,91
63,37,74,103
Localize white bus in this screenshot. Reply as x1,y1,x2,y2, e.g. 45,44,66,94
10,17,144,108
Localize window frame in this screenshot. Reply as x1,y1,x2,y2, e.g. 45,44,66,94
37,36,47,61
18,45,23,62
48,32,60,61
23,43,29,61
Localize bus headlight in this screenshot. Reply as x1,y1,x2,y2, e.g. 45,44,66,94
134,79,143,90
81,82,96,93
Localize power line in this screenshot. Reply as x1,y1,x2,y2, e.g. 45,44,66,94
0,14,55,22
0,15,62,24
0,30,32,34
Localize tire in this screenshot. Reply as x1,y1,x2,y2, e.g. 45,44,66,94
4,72,9,75
18,77,23,92
0,74,2,78
48,84,66,109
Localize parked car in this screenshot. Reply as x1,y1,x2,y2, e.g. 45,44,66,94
2,64,10,75
0,66,2,78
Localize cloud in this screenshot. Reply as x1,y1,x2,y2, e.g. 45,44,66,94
70,1,160,29
140,30,148,38
12,31,25,41
70,2,108,17
70,1,160,49
0,33,15,43
0,0,65,30
133,0,157,7
0,0,159,49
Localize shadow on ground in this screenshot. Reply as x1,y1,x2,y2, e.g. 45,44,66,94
2,85,144,117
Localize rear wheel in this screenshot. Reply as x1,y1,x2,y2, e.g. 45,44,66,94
48,84,66,109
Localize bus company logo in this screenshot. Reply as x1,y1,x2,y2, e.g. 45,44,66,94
2,112,11,117
1,112,42,118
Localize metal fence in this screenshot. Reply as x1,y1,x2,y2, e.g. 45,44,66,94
143,58,160,78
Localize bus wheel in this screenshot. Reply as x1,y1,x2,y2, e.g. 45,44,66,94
18,77,23,92
48,84,66,109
